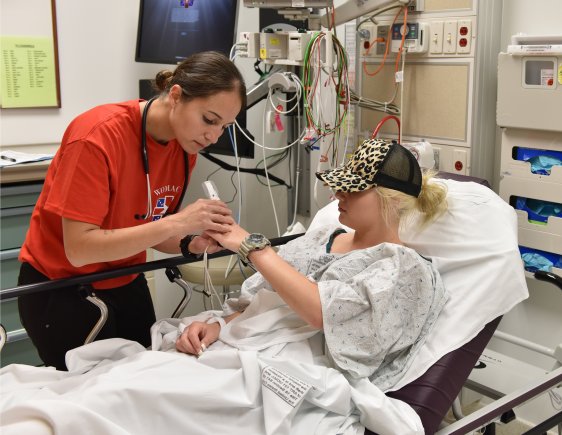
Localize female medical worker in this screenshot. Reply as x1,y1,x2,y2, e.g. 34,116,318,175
17,51,245,370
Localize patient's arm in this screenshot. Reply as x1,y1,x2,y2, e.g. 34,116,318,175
176,312,242,355
208,224,323,329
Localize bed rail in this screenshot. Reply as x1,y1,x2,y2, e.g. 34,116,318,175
0,233,303,301
0,233,304,347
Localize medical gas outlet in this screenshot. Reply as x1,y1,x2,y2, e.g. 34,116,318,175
391,22,429,53
360,18,474,58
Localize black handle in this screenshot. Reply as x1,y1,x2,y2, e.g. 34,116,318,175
534,270,562,290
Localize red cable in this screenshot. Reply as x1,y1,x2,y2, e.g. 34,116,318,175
362,7,404,77
371,115,401,143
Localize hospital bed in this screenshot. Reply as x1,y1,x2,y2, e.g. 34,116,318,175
1,175,561,434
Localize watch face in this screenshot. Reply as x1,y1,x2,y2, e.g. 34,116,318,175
248,233,264,243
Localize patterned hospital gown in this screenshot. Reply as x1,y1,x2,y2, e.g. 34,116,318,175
224,224,448,392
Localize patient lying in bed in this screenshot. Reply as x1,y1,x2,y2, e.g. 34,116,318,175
176,139,448,392
0,140,450,435
178,222,448,392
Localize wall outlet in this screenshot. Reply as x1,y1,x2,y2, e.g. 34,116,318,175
457,20,472,54
433,148,440,170
376,25,390,56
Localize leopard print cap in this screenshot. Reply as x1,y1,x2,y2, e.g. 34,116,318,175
315,139,392,193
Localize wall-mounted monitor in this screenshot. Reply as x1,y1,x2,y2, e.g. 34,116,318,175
135,0,238,64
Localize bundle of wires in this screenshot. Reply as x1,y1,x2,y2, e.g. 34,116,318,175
349,89,400,115
302,32,350,140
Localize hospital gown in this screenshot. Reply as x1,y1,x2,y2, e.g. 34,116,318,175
224,224,449,392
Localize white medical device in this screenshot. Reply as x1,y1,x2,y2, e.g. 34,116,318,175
391,22,429,54
202,180,220,200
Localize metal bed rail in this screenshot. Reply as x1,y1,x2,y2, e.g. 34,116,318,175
0,233,304,347
448,269,562,434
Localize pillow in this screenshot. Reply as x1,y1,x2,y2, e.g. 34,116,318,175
308,178,529,390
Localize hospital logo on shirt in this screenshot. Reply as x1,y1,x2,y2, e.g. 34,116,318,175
152,195,174,220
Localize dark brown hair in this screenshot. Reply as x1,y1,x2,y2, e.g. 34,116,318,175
153,51,246,108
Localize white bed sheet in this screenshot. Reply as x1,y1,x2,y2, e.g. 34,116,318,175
0,290,424,435
308,179,529,390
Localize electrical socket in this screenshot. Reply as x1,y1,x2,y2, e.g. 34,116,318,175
407,0,424,12
376,25,390,56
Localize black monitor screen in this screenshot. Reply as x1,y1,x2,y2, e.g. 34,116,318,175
135,0,237,64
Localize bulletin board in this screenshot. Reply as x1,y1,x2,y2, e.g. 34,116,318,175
0,0,61,108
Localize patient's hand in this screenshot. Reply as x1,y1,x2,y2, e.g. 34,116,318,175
208,223,249,253
176,321,220,356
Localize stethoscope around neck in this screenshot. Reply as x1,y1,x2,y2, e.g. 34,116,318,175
135,97,156,220
135,96,188,221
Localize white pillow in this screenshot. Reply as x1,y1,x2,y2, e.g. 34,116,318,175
308,179,529,390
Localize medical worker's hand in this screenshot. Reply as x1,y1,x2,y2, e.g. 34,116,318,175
207,223,249,253
189,232,224,255
176,321,220,356
172,199,234,236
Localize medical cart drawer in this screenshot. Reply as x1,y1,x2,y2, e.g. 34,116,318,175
0,248,21,290
0,182,43,250
0,182,43,208
0,299,23,331
1,336,42,367
499,129,562,184
0,299,42,368
0,206,35,250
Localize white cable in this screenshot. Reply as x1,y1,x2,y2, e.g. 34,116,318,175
268,89,300,116
223,125,244,281
234,119,306,151
262,102,281,237
268,89,301,113
203,250,223,310
349,89,401,115
356,2,403,31
341,77,352,166
231,127,243,225
287,92,302,231
229,43,237,61
399,48,407,143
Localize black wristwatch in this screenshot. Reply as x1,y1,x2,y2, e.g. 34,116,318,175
180,234,201,258
237,233,271,265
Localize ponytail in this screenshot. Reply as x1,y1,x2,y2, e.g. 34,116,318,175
376,170,448,231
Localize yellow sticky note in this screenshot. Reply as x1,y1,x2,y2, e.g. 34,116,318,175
1,36,58,108
558,64,562,85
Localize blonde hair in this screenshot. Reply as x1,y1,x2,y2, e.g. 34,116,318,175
375,170,448,231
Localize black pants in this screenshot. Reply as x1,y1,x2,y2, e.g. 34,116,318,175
18,262,156,371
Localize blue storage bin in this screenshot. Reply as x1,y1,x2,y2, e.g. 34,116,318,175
519,246,562,272
511,196,562,225
512,147,562,175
